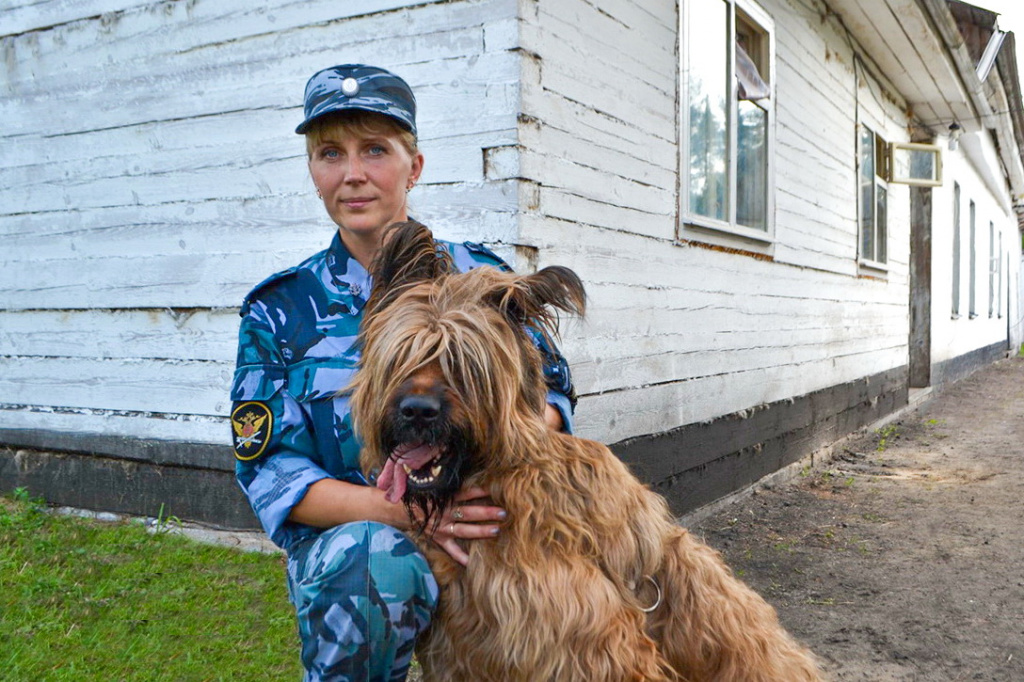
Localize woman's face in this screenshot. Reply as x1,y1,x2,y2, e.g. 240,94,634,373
308,121,423,245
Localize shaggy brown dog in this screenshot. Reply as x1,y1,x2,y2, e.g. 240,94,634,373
351,221,823,681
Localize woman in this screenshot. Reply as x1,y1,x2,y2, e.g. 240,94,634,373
229,64,576,682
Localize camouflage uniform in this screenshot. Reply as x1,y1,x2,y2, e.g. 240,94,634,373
230,230,575,682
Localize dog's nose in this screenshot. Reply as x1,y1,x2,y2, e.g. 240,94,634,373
398,394,441,423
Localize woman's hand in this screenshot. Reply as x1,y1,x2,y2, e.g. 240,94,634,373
425,486,506,566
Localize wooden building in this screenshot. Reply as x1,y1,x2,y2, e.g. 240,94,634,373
2,0,1022,526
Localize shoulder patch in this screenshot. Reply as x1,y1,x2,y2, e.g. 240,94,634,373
462,241,512,272
231,401,273,461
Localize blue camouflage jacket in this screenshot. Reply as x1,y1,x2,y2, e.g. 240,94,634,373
230,231,575,551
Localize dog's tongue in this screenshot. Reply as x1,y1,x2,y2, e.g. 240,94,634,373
377,443,438,503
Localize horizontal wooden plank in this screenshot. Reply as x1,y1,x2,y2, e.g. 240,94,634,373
0,421,231,469
527,33,674,139
2,108,514,198
4,18,519,138
6,113,512,186
0,356,233,416
775,11,857,116
0,0,438,39
0,406,228,445
0,308,240,362
572,329,908,396
573,344,907,444
529,0,675,92
523,152,673,218
527,214,908,303
0,180,519,309
519,212,910,399
523,86,674,156
536,187,675,240
596,0,676,39
1,0,154,37
2,0,506,91
521,121,676,191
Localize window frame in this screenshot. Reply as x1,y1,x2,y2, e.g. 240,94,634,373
857,124,889,270
988,221,995,318
969,199,977,319
997,230,1003,319
888,142,943,187
679,0,776,251
952,182,961,318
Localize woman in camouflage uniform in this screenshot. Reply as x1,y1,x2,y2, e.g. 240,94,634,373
229,64,576,682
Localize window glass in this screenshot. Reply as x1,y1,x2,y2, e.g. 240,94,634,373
688,0,730,222
876,185,887,264
969,200,977,317
859,126,875,260
736,17,769,100
874,134,887,182
988,221,995,318
952,183,961,316
683,0,772,237
859,124,888,265
997,232,1003,317
737,100,767,230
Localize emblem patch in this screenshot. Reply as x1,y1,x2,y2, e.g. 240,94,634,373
231,402,273,461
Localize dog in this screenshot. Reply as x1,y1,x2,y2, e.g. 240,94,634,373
351,221,823,681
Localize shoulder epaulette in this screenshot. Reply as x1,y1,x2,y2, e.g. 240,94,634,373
239,266,301,316
462,241,513,272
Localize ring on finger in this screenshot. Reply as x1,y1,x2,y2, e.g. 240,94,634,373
452,508,464,521
449,523,456,535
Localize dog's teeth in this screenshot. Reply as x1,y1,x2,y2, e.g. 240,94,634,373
403,464,412,474
431,465,441,478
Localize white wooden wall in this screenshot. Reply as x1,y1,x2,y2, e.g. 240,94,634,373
0,0,520,448
515,0,977,444
931,148,1022,365
3,0,1020,457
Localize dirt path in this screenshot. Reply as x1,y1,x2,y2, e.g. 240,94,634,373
689,355,1024,681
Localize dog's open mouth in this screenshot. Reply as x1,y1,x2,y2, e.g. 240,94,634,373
398,443,444,486
377,441,448,502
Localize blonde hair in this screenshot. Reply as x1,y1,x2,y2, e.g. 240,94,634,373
304,110,418,158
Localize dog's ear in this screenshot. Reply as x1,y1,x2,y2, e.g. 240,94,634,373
366,221,453,317
489,265,586,335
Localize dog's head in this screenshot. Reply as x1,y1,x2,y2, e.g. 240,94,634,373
350,221,585,528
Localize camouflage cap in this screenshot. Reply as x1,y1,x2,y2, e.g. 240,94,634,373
295,64,417,136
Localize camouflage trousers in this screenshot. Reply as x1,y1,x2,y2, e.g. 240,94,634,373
286,521,439,682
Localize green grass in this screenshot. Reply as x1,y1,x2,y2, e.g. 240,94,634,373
0,489,301,681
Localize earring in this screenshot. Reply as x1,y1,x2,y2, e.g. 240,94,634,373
316,187,322,199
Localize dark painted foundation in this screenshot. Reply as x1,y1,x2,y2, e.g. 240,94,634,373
0,441,257,530
930,341,1007,388
611,366,910,517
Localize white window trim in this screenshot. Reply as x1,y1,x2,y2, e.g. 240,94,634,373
856,123,889,273
679,0,777,252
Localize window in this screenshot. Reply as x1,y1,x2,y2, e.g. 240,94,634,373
889,143,942,186
682,0,774,240
988,221,995,318
969,200,977,318
858,125,888,266
952,183,961,317
997,231,1003,318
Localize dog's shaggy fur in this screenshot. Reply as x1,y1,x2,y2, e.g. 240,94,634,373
351,222,823,681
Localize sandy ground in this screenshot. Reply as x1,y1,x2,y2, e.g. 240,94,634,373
689,355,1024,681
